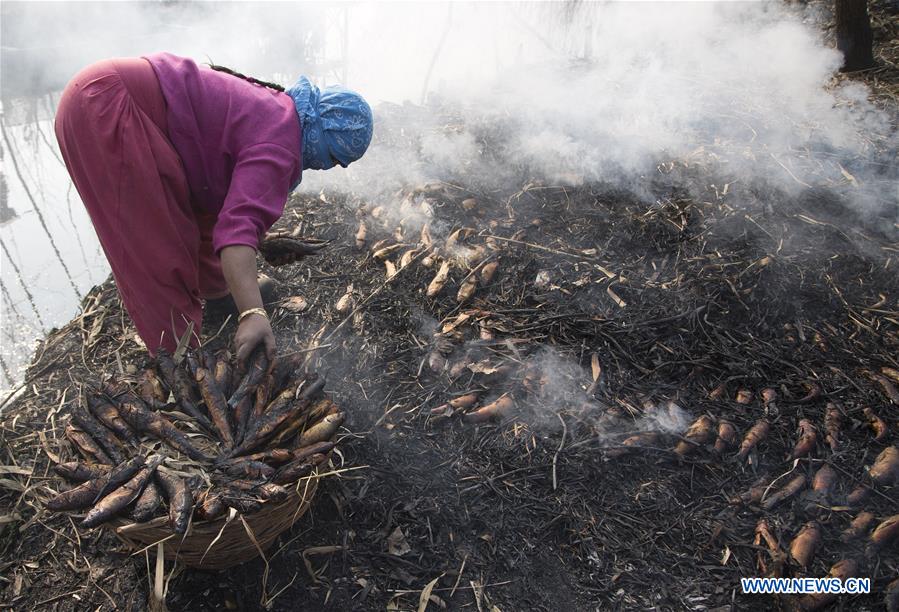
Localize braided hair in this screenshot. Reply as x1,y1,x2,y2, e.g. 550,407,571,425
207,63,285,92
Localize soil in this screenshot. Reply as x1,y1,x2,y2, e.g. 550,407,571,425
2,4,898,611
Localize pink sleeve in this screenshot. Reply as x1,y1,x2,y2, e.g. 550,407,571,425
213,143,300,254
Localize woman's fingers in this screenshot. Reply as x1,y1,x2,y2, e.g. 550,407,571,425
234,315,273,368
236,338,254,368
263,333,276,361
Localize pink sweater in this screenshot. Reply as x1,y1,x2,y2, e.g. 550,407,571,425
144,52,302,254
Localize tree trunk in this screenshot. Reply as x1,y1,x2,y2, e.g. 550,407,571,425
835,0,875,72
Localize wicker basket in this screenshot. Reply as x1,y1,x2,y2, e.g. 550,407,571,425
109,472,320,570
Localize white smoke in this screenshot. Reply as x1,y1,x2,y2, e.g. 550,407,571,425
4,1,894,206
303,1,896,216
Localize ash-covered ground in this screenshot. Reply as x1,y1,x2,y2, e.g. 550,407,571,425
3,4,899,608
2,109,897,610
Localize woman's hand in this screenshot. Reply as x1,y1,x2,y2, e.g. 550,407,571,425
219,244,277,368
234,313,275,365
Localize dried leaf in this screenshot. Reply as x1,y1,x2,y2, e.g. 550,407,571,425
839,163,858,187
607,285,627,308
0,478,25,492
281,296,308,313
418,576,442,612
466,360,502,375
442,313,471,334
387,526,411,556
0,465,32,476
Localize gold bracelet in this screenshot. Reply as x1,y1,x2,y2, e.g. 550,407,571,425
238,307,268,323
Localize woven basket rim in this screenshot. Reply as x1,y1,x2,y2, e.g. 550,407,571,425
107,471,322,569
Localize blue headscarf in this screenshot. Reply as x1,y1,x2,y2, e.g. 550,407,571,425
286,76,373,177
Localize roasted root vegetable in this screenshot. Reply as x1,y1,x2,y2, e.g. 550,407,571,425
372,243,404,261
823,403,842,451
299,376,326,400
291,441,335,463
46,456,145,512
840,511,875,543
431,392,480,417
713,420,737,456
790,419,818,460
230,396,312,457
225,460,275,480
219,448,293,467
156,469,193,534
64,425,112,465
737,419,770,461
81,456,163,528
334,286,354,313
788,522,821,570
479,261,498,284
457,276,478,302
795,559,857,611
462,394,515,424
118,401,211,463
810,464,836,503
796,382,821,404
131,481,164,523
426,261,451,298
297,411,345,447
354,221,367,248
867,514,899,556
399,248,418,270
862,407,887,442
868,372,899,404
673,415,715,456
195,368,235,448
232,395,255,448
272,459,315,485
51,355,344,530
886,577,899,612
708,382,727,401
802,465,833,512
220,491,262,514
736,389,754,405
138,368,168,405
156,350,214,432
607,432,662,459
870,446,899,486
196,490,226,521
213,355,233,398
54,461,110,482
269,399,332,448
228,348,270,411
88,396,138,446
270,355,303,396
71,404,123,464
257,234,327,265
754,519,784,577
729,474,770,505
847,484,870,507
761,473,806,511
